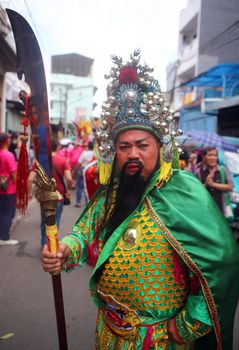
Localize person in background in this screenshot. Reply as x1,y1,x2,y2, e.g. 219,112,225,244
195,146,233,215
179,151,188,170
28,139,73,246
83,158,99,201
28,143,35,169
185,151,198,174
8,131,19,161
58,138,72,160
41,52,239,349
74,140,95,207
68,140,84,187
0,132,18,245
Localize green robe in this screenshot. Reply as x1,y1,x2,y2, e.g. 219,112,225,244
62,169,239,350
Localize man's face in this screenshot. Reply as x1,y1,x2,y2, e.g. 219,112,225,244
204,149,218,167
115,129,159,179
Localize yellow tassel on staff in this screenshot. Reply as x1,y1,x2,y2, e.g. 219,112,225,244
99,161,112,185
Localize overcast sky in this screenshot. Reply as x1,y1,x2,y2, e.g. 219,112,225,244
5,0,188,114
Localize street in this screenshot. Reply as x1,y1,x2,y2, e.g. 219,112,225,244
0,197,97,350
0,196,239,350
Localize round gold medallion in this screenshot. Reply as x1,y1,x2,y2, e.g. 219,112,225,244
120,221,142,250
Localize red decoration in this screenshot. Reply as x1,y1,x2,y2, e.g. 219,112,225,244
85,159,99,200
118,66,138,84
142,325,153,350
16,95,30,214
190,274,200,294
174,250,183,286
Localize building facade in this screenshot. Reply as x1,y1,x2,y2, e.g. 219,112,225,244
167,0,239,135
50,53,97,138
0,6,20,132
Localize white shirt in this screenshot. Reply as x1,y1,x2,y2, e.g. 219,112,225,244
78,150,95,169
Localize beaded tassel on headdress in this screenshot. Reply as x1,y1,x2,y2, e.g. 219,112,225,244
16,91,30,214
94,50,183,185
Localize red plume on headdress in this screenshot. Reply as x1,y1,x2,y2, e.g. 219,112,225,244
118,66,138,84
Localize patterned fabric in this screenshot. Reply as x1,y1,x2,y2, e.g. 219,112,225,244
62,168,239,349
95,309,171,350
62,185,212,349
176,309,211,344
64,190,106,270
97,207,189,317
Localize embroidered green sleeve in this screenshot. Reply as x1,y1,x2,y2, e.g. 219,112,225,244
176,289,212,343
61,234,86,271
61,193,105,272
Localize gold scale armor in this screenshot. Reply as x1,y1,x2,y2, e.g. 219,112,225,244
95,206,190,349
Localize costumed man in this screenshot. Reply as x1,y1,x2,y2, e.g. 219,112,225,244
42,50,239,350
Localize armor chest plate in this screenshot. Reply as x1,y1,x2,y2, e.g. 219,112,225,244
97,206,189,317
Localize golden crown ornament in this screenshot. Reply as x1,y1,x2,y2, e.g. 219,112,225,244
94,49,183,185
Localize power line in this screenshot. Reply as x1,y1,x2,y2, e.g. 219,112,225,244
199,20,239,54
174,21,239,68
202,35,239,55
3,0,48,56
176,34,239,69
166,22,239,96
21,0,48,57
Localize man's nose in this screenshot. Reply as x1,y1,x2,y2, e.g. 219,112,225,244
128,146,140,159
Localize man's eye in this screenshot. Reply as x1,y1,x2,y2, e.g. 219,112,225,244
139,144,148,149
120,146,128,151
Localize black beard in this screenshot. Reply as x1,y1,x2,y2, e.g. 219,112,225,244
103,160,151,243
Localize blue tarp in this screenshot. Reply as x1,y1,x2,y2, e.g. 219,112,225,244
183,64,239,88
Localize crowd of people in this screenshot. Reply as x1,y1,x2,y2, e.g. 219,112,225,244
0,132,99,246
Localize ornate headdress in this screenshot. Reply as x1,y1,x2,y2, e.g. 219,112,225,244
94,49,182,185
